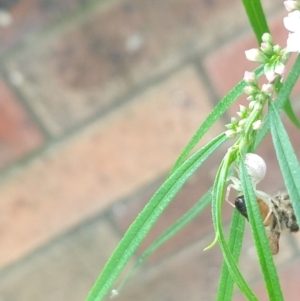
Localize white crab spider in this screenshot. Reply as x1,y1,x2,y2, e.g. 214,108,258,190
226,153,280,227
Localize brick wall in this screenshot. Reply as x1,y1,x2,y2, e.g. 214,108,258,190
0,0,300,300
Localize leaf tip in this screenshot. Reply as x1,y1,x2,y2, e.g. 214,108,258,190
203,233,219,251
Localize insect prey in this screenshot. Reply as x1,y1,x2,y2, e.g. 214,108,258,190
235,193,299,255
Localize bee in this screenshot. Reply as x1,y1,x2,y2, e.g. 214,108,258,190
226,153,279,223
235,193,299,255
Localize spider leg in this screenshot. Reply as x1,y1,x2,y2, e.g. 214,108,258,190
256,190,281,231
256,190,272,206
225,177,241,207
263,209,272,226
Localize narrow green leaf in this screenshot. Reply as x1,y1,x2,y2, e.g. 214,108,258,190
217,211,245,301
86,133,226,301
170,66,264,174
242,0,269,43
269,101,300,226
136,189,211,263
254,55,300,149
116,189,212,293
239,155,284,301
217,232,257,300
212,155,258,300
284,98,300,128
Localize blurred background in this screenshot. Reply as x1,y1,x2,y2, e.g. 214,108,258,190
0,0,299,300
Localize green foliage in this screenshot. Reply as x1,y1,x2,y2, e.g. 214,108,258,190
284,99,300,128
216,211,245,301
239,157,284,300
86,134,226,301
86,1,300,300
269,102,300,226
211,155,258,300
242,0,269,43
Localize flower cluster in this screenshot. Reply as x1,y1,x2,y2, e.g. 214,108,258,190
243,71,273,102
225,71,268,139
225,1,300,141
245,33,288,83
225,107,249,138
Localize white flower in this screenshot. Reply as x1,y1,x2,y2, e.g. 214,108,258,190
260,42,273,54
252,120,263,130
249,101,256,111
245,49,265,62
274,62,285,76
286,32,300,52
244,85,257,95
284,0,299,12
265,69,278,82
284,10,300,52
243,71,256,84
225,129,236,138
284,10,300,31
261,83,273,94
262,33,273,44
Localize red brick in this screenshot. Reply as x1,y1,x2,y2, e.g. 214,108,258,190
0,0,83,53
0,67,223,267
0,219,122,301
43,0,247,89
6,0,256,135
0,79,43,168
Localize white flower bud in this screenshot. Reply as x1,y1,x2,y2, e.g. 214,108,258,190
249,101,256,111
274,62,285,77
244,71,256,84
238,119,247,127
273,44,282,54
265,69,278,83
255,102,263,111
260,42,273,54
284,1,299,12
244,86,257,95
239,105,247,113
236,126,243,133
245,48,265,62
225,123,233,129
230,117,238,125
261,33,273,45
261,83,273,94
252,120,263,130
225,130,237,138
